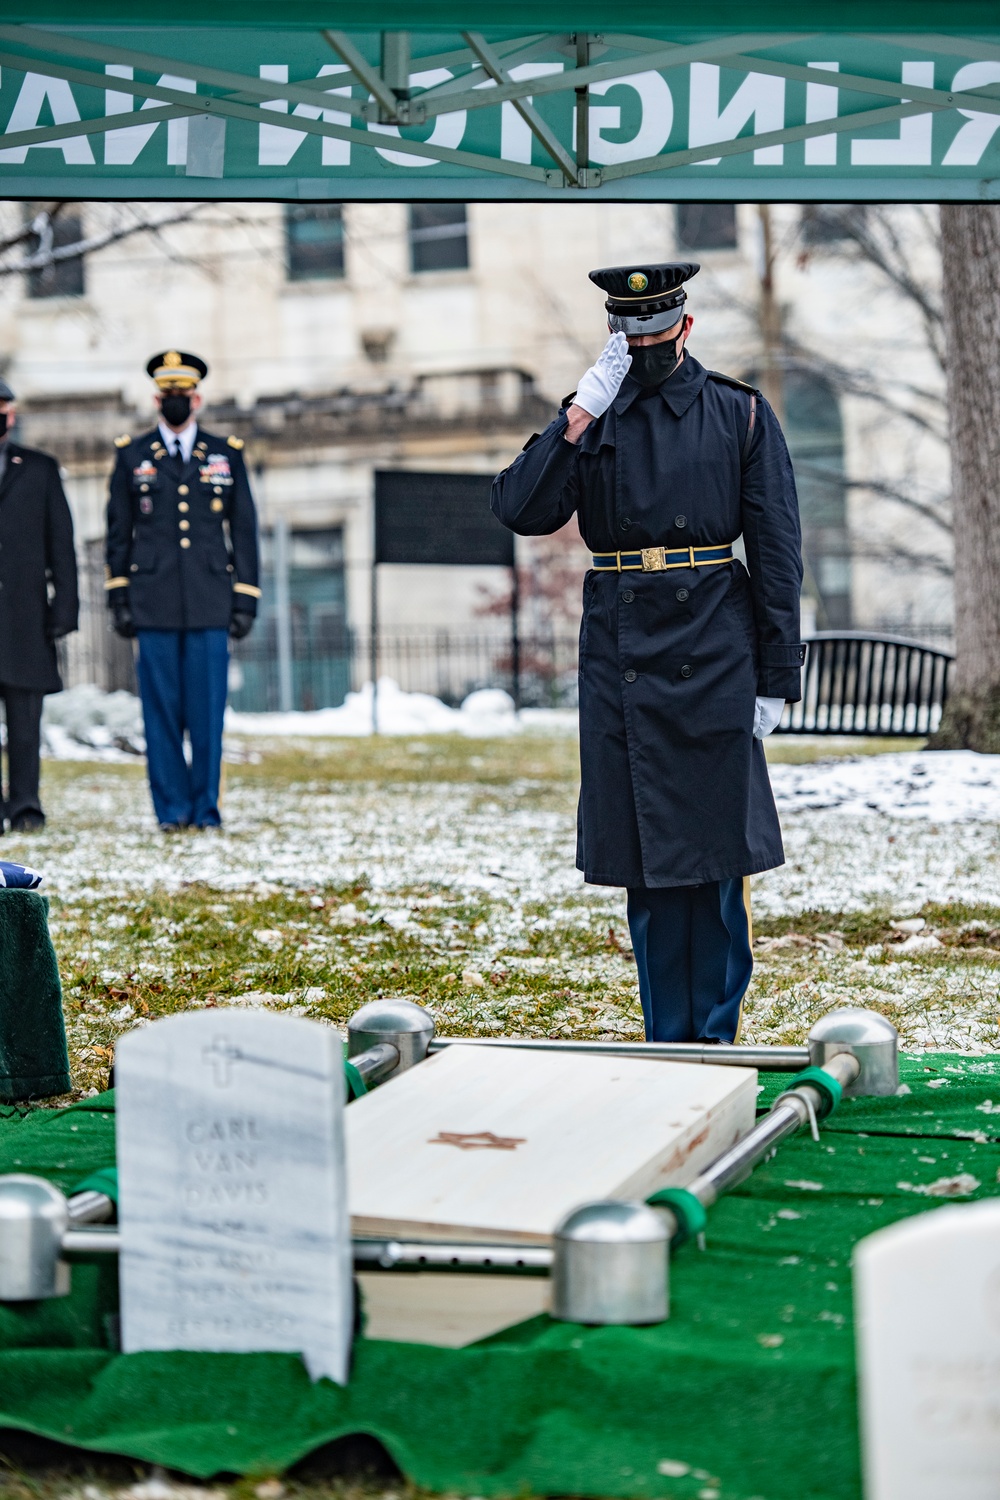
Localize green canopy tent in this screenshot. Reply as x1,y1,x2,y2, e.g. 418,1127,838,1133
0,7,997,199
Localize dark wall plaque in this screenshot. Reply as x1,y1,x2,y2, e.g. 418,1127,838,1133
374,471,514,567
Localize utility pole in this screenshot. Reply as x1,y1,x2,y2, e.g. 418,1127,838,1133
756,204,786,425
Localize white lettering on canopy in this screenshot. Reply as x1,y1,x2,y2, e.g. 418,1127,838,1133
852,62,934,166
805,62,839,166
585,72,673,165
104,66,195,166
942,61,1000,166
0,72,94,164
368,69,467,167
498,63,564,164
258,65,352,167
688,63,785,166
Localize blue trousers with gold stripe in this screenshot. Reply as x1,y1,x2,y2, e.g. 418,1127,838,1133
136,628,229,829
626,879,753,1043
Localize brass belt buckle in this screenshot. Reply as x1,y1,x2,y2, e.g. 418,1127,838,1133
641,547,667,572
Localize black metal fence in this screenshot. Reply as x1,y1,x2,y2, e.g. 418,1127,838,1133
60,559,954,735
781,633,953,737
227,628,580,712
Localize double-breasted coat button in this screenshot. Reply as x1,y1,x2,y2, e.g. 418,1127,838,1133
180,537,191,549
620,517,632,530
621,589,635,603
130,563,138,572
178,501,189,513
179,519,190,531
624,669,637,683
680,664,693,678
178,484,189,496
676,587,690,602
674,514,687,528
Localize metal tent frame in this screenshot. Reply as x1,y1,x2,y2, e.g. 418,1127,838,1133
0,22,998,197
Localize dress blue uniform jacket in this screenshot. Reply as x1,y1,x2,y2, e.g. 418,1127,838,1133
491,355,804,890
105,427,259,629
0,443,78,693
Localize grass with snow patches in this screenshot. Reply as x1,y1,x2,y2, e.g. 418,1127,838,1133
10,734,994,1100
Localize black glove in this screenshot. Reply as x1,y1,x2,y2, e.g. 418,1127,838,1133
111,603,136,639
229,610,254,641
45,623,73,642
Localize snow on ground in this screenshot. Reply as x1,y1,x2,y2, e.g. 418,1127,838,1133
30,755,1000,918
227,681,576,738
770,750,1000,822
39,681,575,758
25,723,1000,1060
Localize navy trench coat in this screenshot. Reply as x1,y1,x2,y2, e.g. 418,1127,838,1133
491,354,804,889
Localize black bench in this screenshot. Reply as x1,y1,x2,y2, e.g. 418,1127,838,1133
777,632,953,737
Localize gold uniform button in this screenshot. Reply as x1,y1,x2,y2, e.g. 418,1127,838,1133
178,484,189,496
178,501,189,513
180,537,191,549
179,519,190,531
211,499,224,512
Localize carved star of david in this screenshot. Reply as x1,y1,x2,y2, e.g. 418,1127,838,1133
428,1130,526,1151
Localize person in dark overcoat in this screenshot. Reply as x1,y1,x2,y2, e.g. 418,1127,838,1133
492,263,804,1043
105,351,260,831
0,378,78,832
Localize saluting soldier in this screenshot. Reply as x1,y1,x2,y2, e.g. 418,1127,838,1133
105,351,260,831
492,263,805,1044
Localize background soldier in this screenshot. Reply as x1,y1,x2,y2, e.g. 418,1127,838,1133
492,263,804,1044
0,377,78,832
105,352,260,831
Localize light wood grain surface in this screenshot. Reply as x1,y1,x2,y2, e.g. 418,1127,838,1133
347,1046,756,1243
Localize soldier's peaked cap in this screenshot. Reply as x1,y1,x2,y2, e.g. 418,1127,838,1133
146,350,209,390
588,262,700,317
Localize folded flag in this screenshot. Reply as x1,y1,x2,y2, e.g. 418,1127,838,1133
0,861,42,889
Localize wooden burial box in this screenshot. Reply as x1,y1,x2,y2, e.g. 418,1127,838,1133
348,1044,757,1345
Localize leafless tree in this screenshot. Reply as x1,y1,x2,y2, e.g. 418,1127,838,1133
0,201,270,286
931,205,1000,752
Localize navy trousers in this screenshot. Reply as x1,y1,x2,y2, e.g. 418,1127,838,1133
136,629,229,829
626,879,753,1043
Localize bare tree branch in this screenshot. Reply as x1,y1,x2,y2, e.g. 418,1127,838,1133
0,202,253,277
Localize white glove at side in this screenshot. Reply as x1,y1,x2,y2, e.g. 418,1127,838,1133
573,332,632,419
754,696,785,739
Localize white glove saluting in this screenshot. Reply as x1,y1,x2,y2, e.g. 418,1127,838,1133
753,696,785,739
573,332,632,419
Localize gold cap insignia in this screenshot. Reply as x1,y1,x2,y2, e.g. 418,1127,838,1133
163,350,182,367
627,271,649,292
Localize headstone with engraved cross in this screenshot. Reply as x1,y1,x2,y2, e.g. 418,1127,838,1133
115,1009,352,1383
855,1199,1000,1500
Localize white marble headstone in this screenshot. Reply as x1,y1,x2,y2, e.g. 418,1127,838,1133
855,1200,1000,1500
115,1010,352,1384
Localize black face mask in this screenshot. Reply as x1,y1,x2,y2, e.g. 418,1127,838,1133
0,412,9,438
160,393,192,427
627,336,684,389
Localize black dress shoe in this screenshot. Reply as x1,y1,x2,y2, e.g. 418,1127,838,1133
10,812,45,832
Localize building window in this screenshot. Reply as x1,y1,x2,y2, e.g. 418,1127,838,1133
285,204,345,281
784,369,851,629
676,203,737,251
409,204,469,273
800,205,868,245
25,209,85,299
